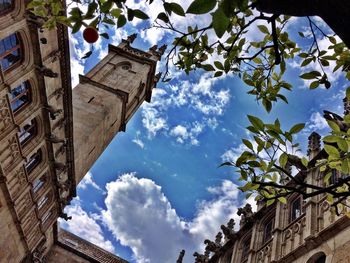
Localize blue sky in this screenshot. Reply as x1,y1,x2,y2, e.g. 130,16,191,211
59,2,348,263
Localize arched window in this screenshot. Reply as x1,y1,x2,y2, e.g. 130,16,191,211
25,149,42,174
0,33,21,71
307,252,326,263
0,0,13,15
18,118,37,146
9,81,31,113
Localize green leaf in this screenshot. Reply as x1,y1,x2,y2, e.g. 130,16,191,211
242,139,253,150
212,8,230,38
266,199,275,206
170,2,185,16
71,21,82,34
310,81,319,89
214,61,224,70
248,115,264,131
279,153,288,167
133,9,149,19
201,64,215,71
117,15,127,28
214,71,223,77
323,135,339,143
218,161,234,167
337,139,348,152
100,33,109,39
111,8,122,18
324,172,332,183
278,197,287,204
301,157,308,167
257,25,269,34
157,12,169,23
300,71,321,79
324,144,340,158
289,123,305,134
346,86,350,100
82,50,92,59
327,120,340,132
187,0,216,14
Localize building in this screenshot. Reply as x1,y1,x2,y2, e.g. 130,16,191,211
0,1,162,262
188,101,350,263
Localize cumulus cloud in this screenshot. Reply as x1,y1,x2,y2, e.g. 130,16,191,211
60,200,114,253
78,171,104,192
101,173,254,263
305,112,328,133
141,73,230,144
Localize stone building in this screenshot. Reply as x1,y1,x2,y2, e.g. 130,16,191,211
0,0,162,262
189,102,350,263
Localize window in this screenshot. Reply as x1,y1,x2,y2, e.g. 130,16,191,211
41,210,52,225
37,195,48,210
330,170,338,185
0,33,21,71
18,119,37,146
9,81,31,113
241,237,251,261
0,0,13,15
25,149,42,174
290,197,302,222
263,219,274,243
32,177,44,193
315,255,326,263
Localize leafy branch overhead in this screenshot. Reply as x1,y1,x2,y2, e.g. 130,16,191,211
27,0,350,214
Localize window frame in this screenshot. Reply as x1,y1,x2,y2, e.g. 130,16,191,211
9,81,31,114
0,0,14,16
25,149,42,175
263,218,274,244
18,118,37,146
0,32,22,72
289,196,303,223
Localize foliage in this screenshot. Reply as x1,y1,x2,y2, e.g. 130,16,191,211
27,0,350,215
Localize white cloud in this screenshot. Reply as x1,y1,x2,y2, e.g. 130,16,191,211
101,173,254,263
141,73,230,144
132,138,145,149
60,200,114,253
306,112,328,132
78,172,104,192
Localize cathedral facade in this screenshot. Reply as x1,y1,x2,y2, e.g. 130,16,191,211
0,1,162,262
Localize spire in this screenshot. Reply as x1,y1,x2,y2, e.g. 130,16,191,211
307,132,321,159
120,33,137,47
176,250,185,263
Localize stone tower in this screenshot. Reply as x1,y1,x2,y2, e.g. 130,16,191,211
73,35,163,184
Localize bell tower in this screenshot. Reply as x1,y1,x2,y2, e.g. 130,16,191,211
72,34,164,183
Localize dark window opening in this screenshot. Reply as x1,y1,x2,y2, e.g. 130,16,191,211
241,237,251,261
0,0,13,15
0,33,21,71
9,81,31,113
18,119,37,146
263,219,274,243
315,255,326,263
290,197,302,222
25,149,42,174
